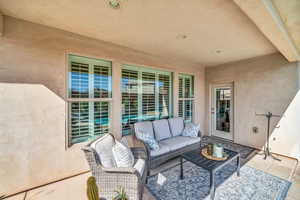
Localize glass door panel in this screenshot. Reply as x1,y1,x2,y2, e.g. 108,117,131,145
216,88,231,132
211,84,233,140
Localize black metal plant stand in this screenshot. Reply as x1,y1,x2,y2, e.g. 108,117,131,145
256,112,281,161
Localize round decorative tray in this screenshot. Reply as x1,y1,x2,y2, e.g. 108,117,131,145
201,148,228,161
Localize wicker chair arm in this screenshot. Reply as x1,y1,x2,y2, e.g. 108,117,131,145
100,166,139,175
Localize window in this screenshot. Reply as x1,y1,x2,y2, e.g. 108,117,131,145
178,74,194,122
122,65,173,135
68,55,112,144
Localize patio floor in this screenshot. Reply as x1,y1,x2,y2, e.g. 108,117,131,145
5,153,300,200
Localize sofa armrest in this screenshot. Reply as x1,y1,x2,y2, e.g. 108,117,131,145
198,130,202,138
131,147,148,160
137,140,151,160
198,130,203,147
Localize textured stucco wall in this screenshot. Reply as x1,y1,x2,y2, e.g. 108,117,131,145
0,16,205,195
205,53,300,159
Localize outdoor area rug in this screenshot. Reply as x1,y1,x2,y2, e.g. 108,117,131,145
146,160,291,200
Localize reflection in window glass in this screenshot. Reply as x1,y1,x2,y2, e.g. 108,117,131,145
216,88,231,132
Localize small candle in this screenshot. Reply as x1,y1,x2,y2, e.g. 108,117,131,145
207,143,213,155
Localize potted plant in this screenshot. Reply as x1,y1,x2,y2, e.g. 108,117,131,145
113,187,128,200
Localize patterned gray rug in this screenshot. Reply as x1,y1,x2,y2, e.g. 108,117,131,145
146,160,291,200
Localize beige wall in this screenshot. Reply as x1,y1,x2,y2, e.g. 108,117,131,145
0,16,205,195
205,53,300,160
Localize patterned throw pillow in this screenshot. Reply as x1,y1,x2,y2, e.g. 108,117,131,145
137,131,160,151
182,123,200,137
112,140,135,168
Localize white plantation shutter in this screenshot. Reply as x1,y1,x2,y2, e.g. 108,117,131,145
142,72,156,120
94,65,111,98
159,74,171,118
178,74,194,122
122,65,173,135
68,55,112,145
70,102,89,142
185,100,193,122
179,77,183,98
94,102,110,136
70,62,89,98
184,77,191,98
179,100,183,118
122,69,139,134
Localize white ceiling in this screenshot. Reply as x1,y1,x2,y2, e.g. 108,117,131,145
0,0,277,66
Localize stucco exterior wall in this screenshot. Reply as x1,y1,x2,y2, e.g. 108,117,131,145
205,53,300,160
0,16,205,195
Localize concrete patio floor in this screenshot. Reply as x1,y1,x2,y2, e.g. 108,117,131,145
5,153,300,200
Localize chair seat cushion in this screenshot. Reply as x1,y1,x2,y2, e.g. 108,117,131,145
153,119,172,141
90,134,116,168
168,117,184,137
150,143,171,157
133,159,146,176
159,136,200,151
112,140,134,168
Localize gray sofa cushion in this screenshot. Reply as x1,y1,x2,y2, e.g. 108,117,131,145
159,136,200,151
152,119,172,141
168,117,184,136
150,143,171,157
134,121,155,139
90,134,116,168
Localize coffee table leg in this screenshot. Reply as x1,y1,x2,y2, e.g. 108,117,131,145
237,155,240,177
180,157,183,180
210,171,215,200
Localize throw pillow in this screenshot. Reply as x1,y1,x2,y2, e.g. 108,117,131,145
90,134,116,168
182,122,200,137
137,131,160,151
112,140,135,168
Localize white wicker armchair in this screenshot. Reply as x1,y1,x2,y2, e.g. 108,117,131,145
82,134,148,200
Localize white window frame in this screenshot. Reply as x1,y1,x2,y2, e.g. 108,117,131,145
121,64,173,135
178,74,194,122
67,54,112,145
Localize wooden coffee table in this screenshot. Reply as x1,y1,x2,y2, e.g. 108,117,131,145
180,147,240,200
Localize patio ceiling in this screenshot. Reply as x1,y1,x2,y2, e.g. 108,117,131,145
0,0,278,67
272,0,300,59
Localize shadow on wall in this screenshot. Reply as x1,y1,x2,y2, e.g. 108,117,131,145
0,83,88,196
267,90,300,159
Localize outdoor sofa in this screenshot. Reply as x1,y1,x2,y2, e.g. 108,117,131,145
134,117,201,170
